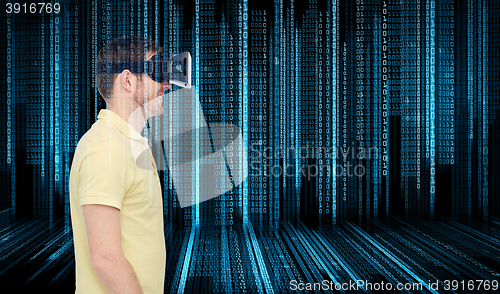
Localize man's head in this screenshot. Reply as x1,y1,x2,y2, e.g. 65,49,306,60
96,36,170,117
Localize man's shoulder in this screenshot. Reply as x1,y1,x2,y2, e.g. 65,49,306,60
75,120,130,156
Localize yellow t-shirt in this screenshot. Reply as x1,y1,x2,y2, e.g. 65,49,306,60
69,109,165,294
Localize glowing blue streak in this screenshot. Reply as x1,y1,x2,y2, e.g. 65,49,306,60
429,0,436,219
245,223,273,293
242,0,249,224
177,226,197,294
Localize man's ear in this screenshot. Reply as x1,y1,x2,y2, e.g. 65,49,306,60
119,70,136,92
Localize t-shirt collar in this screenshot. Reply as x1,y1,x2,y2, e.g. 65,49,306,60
97,109,146,142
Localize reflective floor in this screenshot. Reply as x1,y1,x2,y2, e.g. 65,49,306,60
1,215,500,293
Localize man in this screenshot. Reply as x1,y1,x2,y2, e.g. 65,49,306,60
69,36,170,294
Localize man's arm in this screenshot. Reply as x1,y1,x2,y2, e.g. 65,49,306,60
82,204,143,294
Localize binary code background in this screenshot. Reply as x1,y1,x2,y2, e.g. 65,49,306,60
1,0,500,293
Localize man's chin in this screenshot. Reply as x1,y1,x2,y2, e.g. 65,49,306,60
156,107,165,116
149,106,164,117
143,100,164,117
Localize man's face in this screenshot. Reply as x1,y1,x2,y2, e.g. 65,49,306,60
136,51,171,118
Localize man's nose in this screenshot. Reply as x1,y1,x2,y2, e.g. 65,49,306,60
161,82,171,90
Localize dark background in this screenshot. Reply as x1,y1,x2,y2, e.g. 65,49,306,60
0,0,499,292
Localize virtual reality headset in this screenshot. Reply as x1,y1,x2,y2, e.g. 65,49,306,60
96,52,192,89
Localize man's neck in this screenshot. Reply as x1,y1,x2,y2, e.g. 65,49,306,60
106,99,147,135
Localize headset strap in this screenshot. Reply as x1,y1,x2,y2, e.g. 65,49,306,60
96,61,155,74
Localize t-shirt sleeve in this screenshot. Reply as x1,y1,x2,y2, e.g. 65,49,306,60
78,139,129,210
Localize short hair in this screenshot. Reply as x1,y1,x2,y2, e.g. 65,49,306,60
96,36,164,101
